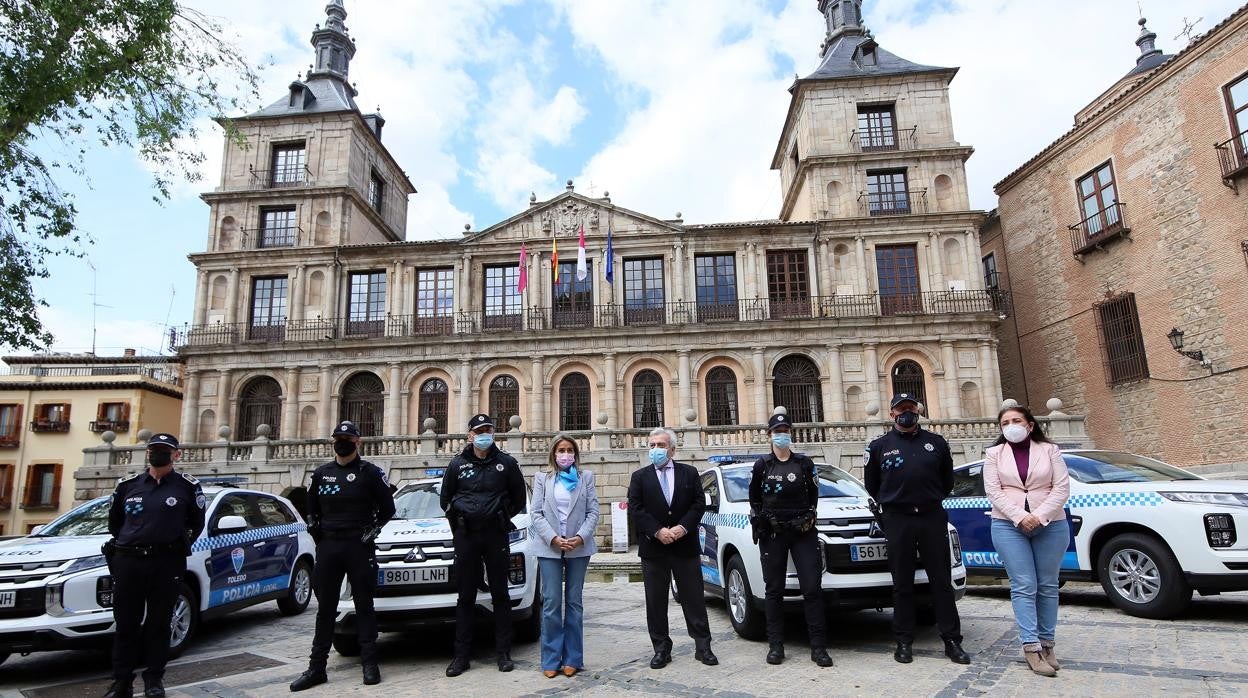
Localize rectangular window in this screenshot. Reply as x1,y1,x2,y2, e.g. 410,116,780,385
553,261,593,329
865,170,911,216
857,104,897,151
271,143,307,186
0,405,20,447
368,170,385,213
1076,162,1121,236
31,404,71,433
0,464,13,509
1227,73,1248,147
259,207,297,248
483,265,522,330
623,257,665,325
415,268,454,335
1095,293,1149,385
91,402,131,433
876,244,922,316
23,463,62,509
766,250,811,318
249,276,288,341
695,254,738,322
982,253,999,289
347,271,387,337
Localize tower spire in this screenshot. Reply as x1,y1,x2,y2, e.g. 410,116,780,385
1135,16,1162,65
819,0,867,53
308,0,357,94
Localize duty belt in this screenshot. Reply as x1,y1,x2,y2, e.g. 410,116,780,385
882,503,940,515
114,541,184,557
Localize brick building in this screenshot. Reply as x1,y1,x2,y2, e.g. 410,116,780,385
988,9,1248,469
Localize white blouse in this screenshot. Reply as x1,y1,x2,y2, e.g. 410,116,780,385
552,479,574,537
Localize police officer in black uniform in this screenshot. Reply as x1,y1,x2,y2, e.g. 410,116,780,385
440,413,526,678
290,421,396,691
749,413,834,668
104,433,205,698
864,393,970,665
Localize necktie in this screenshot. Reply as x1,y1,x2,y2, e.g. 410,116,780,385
657,464,672,504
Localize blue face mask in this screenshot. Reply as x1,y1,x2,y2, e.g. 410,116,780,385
648,447,669,467
473,433,495,450
771,433,792,450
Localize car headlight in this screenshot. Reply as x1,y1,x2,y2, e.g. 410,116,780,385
1160,492,1248,507
507,528,528,546
64,555,108,575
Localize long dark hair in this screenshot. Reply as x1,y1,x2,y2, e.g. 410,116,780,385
990,405,1052,447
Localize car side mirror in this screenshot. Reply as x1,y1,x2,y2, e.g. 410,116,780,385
704,492,717,510
216,515,248,533
29,525,43,535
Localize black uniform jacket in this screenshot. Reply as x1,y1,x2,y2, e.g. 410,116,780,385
307,456,396,536
439,444,526,524
863,427,955,510
108,469,206,551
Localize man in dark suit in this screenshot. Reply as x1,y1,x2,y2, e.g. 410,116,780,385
627,426,716,669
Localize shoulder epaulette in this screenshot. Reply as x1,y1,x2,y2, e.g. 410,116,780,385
117,472,142,485
179,471,200,486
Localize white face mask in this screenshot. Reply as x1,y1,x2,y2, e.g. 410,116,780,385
1002,424,1030,444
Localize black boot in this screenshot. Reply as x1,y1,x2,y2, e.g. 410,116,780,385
811,647,833,667
497,651,515,672
142,677,165,698
894,642,914,664
445,657,470,677
944,639,971,665
289,668,328,692
103,679,134,698
362,663,381,685
766,643,785,665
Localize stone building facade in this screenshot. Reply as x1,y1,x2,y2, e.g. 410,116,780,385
174,0,1007,450
990,10,1248,469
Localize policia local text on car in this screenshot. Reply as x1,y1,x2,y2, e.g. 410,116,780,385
290,421,396,691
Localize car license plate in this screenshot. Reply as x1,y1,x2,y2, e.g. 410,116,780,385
377,567,448,586
0,591,14,608
850,543,888,562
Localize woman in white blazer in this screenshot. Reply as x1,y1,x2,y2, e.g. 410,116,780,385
529,434,599,678
984,405,1070,677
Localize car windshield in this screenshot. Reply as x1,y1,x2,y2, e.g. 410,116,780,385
721,463,868,502
1065,452,1202,484
393,482,444,520
34,497,112,536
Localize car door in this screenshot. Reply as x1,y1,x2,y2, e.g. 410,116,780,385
204,493,267,607
698,471,723,587
250,495,300,592
944,463,1001,571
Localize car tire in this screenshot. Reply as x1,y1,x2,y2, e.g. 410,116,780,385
0,652,10,667
514,575,541,643
724,556,765,641
332,632,361,656
167,581,198,659
277,559,314,616
1096,533,1191,619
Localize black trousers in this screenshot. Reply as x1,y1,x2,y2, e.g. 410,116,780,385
760,528,826,646
110,551,184,682
641,552,711,653
309,537,379,668
881,508,962,644
452,524,512,659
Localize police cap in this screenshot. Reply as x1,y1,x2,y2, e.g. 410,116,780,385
148,433,180,450
332,421,362,438
890,393,920,409
467,413,495,432
766,414,791,432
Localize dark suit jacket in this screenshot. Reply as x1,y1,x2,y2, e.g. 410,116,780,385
627,461,705,560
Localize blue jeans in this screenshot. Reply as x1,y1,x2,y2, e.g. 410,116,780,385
991,518,1069,647
538,556,590,670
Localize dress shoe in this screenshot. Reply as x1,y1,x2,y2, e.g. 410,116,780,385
289,669,328,692
561,666,578,677
103,680,134,698
543,670,558,678
811,647,834,667
894,641,914,664
497,651,515,672
766,643,785,665
445,657,470,677
944,639,971,665
649,651,671,669
694,648,718,666
362,663,381,685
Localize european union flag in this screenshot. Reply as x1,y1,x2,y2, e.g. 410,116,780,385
605,226,614,283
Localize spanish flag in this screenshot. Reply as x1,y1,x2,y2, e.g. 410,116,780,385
552,236,559,282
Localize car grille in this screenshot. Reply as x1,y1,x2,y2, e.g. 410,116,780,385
374,540,455,564
0,560,69,585
0,588,46,619
816,517,876,539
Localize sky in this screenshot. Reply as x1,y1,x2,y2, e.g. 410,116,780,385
14,0,1243,358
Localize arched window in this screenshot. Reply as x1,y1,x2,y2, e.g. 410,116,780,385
705,366,739,426
845,385,864,420
339,372,384,437
238,376,282,440
197,409,216,443
299,405,317,439
418,378,449,434
488,375,519,430
960,381,981,419
559,373,591,431
632,370,664,429
773,355,823,422
891,360,927,410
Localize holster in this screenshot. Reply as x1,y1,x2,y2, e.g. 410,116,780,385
769,509,816,534
749,514,771,544
101,539,116,569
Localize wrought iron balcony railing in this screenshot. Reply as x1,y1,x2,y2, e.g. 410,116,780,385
848,125,918,153
90,420,130,433
1215,130,1248,192
241,225,303,249
30,421,70,433
857,189,928,217
248,164,313,189
1069,202,1130,258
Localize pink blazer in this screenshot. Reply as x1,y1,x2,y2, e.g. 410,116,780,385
983,440,1070,526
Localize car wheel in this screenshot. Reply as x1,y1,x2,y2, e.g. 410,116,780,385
277,559,314,616
332,632,361,656
724,556,765,641
0,652,10,666
1096,533,1191,619
514,575,541,643
167,582,198,659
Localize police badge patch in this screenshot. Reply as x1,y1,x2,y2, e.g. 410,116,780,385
496,464,505,472
863,449,871,466
165,497,178,507
195,494,206,509
786,472,797,482
924,443,935,452
347,473,356,482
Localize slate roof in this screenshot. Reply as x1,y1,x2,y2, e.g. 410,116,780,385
803,34,952,82
243,76,359,120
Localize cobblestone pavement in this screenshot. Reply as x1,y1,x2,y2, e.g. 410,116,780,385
3,582,1248,697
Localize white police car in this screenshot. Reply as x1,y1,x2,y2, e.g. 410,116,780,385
696,456,966,640
946,449,1248,619
0,486,315,664
331,476,539,655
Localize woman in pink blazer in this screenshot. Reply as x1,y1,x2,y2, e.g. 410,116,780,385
984,405,1070,678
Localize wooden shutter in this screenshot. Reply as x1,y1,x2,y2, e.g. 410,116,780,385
21,466,38,508
121,402,131,422
97,402,107,421
61,403,71,424
0,466,11,508
49,464,63,508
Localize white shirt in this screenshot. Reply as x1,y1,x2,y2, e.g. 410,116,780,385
655,459,675,505
552,479,574,537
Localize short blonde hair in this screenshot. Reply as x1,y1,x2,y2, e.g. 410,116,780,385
546,434,580,473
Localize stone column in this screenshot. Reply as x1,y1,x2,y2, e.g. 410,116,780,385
965,231,980,289
225,267,241,324
805,241,820,305
752,349,768,423
743,242,758,300
530,357,546,431
290,265,305,322
180,370,201,440
193,271,209,325
940,340,960,419
929,232,945,292
863,343,880,413
978,340,995,417
457,359,472,428
677,349,693,421
283,366,300,439
854,236,868,294
603,353,618,428
826,344,845,421
389,259,405,318
215,369,233,434
673,241,686,304
319,365,333,435
988,339,1003,409
386,363,402,436
817,239,834,299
